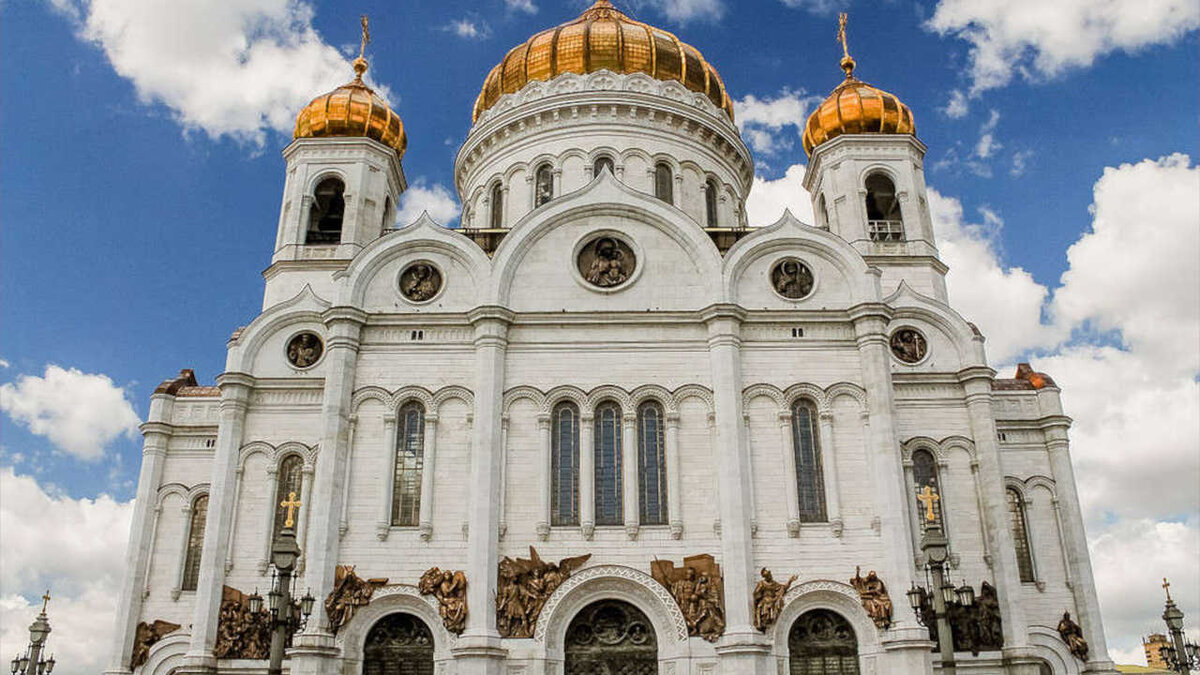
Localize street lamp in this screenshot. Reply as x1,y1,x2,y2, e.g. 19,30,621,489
11,592,55,675
910,486,958,675
1159,579,1200,675
265,492,316,675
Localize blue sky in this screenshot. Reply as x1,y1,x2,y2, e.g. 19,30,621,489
1,0,1197,671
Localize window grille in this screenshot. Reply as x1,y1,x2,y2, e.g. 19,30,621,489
637,401,668,525
551,402,581,526
791,400,827,522
391,402,425,526
594,402,624,526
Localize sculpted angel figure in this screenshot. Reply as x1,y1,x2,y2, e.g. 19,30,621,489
753,568,796,631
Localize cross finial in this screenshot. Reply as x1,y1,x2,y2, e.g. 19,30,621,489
353,15,370,81
281,491,302,529
40,590,50,614
916,485,941,523
836,12,856,79
1164,577,1173,602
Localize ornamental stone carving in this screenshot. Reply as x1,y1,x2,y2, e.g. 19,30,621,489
399,262,443,302
286,332,323,368
215,586,271,660
497,547,591,638
130,619,180,669
752,568,796,632
1057,611,1089,662
849,567,893,629
889,328,927,364
326,565,388,635
771,258,815,299
419,567,468,635
651,554,725,642
534,564,690,643
579,236,636,289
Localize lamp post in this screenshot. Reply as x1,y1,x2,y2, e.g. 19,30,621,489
9,591,55,675
247,492,315,675
905,486,972,675
1159,579,1200,675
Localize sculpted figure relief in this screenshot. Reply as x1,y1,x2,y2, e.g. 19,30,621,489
850,567,893,629
325,565,389,635
419,567,468,635
130,619,180,669
214,586,271,660
399,262,442,302
889,328,927,363
752,568,796,632
1058,611,1089,662
771,258,815,299
579,236,636,288
496,547,591,638
651,554,726,642
919,580,1004,655
286,332,323,368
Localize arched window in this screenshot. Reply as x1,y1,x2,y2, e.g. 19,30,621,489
535,164,554,207
273,455,304,540
705,178,719,227
637,401,668,525
307,177,345,244
654,162,674,203
791,400,826,522
865,173,904,242
381,195,392,232
1007,487,1036,582
180,494,208,592
818,193,830,230
392,402,426,527
551,402,581,526
489,183,504,228
593,155,615,177
911,449,944,530
594,401,623,526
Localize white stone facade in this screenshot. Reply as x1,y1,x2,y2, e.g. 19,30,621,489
106,69,1116,675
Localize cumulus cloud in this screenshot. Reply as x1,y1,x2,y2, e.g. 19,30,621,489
644,0,725,23
745,163,815,227
974,109,1002,159
928,0,1200,96
48,0,360,144
1010,149,1034,177
443,17,491,40
0,468,133,675
395,181,461,228
778,0,846,13
0,365,140,461
506,0,538,14
734,89,823,156
943,89,970,118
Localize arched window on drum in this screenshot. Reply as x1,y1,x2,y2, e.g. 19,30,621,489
654,162,674,204
489,182,504,228
535,163,554,208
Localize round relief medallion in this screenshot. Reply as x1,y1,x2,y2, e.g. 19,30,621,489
286,332,323,368
890,328,928,364
399,261,443,303
771,258,815,299
578,235,637,289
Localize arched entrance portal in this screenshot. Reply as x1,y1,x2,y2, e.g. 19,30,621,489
362,612,434,675
788,609,860,675
564,599,658,675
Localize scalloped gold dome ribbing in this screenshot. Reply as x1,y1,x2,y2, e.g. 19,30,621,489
294,56,407,158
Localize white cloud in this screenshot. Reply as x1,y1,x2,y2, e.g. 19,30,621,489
506,0,538,14
645,0,725,23
734,89,823,156
49,0,360,144
0,365,141,461
395,181,461,228
0,359,9,369
778,0,845,13
1010,149,1034,177
974,109,1002,159
746,163,816,227
443,18,491,40
943,89,970,118
0,467,133,675
928,0,1200,96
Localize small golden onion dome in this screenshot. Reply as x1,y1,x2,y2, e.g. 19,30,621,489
293,55,407,158
472,0,734,122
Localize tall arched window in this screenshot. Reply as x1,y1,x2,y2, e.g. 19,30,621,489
594,401,623,526
593,155,615,177
273,455,304,540
180,494,208,592
637,401,668,526
1007,488,1036,582
535,164,554,207
911,449,944,530
865,173,904,242
654,163,674,203
307,177,346,244
392,402,426,526
705,178,719,227
489,183,504,228
381,195,392,232
551,402,581,526
791,400,827,522
818,194,830,230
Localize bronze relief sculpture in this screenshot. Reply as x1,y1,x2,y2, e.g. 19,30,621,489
771,258,815,299
419,567,469,635
1057,611,1089,661
651,554,726,642
496,547,591,638
399,262,443,302
286,332,323,368
214,586,271,660
752,568,796,632
130,619,181,668
325,565,389,635
889,328,927,363
579,236,636,288
849,567,893,629
917,580,1004,655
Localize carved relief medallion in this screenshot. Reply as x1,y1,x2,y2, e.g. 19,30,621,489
578,235,637,289
419,567,468,635
286,332,323,368
889,328,928,363
399,261,443,302
771,258,815,299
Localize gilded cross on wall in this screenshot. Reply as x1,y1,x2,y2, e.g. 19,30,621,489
280,491,302,529
916,485,941,523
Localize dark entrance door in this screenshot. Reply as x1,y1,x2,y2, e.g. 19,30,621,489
362,613,434,675
788,609,860,675
564,600,658,675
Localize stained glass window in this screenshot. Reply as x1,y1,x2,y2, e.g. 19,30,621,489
594,401,623,526
180,494,208,591
911,449,944,531
551,402,580,526
1007,488,1036,582
391,402,425,526
273,454,304,540
637,401,668,525
791,400,827,522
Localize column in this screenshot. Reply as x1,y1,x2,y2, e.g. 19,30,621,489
817,410,843,535
376,412,398,540
970,460,994,568
742,414,758,536
224,467,243,572
289,307,366,674
179,373,253,675
498,415,508,539
339,415,357,540
702,305,773,674
664,413,683,539
778,411,801,537
297,464,315,573
143,504,163,597
622,411,639,539
455,307,513,675
536,413,552,540
580,412,596,540
419,413,439,540
257,467,279,573
171,500,193,600
105,394,175,675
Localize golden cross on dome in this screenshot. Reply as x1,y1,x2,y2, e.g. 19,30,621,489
40,589,50,613
359,15,371,60
281,491,302,529
836,12,856,78
1164,577,1173,602
916,485,941,523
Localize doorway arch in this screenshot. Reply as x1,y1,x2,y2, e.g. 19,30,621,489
362,612,434,675
788,608,859,675
564,599,658,675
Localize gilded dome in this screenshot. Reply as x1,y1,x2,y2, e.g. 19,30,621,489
802,56,915,156
294,57,407,158
472,0,734,122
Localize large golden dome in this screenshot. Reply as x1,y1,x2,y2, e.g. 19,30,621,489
472,0,734,122
294,56,407,158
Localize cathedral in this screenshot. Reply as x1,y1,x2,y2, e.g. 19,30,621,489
105,3,1118,674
